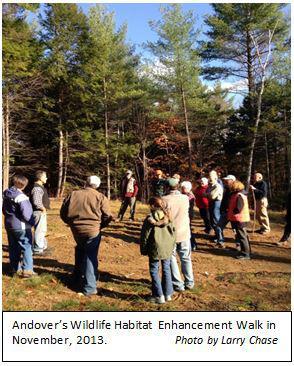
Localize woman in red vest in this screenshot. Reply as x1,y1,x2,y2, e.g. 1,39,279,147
228,180,251,260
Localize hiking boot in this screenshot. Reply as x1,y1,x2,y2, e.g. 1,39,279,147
22,270,38,278
149,295,165,304
236,255,251,260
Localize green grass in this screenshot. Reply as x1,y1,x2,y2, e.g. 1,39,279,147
52,299,81,310
84,301,122,311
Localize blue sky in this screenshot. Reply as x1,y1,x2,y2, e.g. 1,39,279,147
79,3,212,54
30,3,291,108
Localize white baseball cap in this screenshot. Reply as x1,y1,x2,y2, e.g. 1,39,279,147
181,181,192,192
200,177,208,185
223,175,236,181
87,175,101,188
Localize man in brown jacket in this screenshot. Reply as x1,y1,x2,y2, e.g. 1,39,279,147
60,176,113,296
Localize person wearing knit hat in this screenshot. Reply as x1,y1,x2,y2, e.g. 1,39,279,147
60,176,113,296
195,178,212,234
163,180,194,291
181,181,197,251
116,170,139,222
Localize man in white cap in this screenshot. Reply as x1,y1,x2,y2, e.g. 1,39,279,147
60,176,113,296
117,170,138,221
215,174,236,247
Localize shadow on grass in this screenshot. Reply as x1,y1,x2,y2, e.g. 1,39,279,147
194,245,291,264
103,231,140,244
99,270,150,286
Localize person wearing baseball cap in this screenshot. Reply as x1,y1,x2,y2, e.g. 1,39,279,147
215,174,237,247
116,169,139,221
60,175,113,296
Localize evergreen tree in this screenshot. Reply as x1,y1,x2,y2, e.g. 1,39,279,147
147,4,204,176
2,4,41,189
201,4,289,186
85,4,139,198
39,4,90,196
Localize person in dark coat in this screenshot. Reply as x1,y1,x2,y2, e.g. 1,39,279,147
151,169,168,197
250,172,271,234
3,175,36,278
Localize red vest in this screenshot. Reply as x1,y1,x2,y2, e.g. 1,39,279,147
228,192,250,223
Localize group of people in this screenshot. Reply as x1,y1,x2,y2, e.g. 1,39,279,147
2,171,50,278
2,168,290,305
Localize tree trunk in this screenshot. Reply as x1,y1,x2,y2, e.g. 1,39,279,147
181,87,193,176
283,108,290,193
264,132,272,198
60,131,69,198
246,30,255,113
246,79,265,189
103,79,111,199
3,94,10,190
56,128,64,198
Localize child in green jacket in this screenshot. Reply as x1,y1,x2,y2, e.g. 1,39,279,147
140,197,176,304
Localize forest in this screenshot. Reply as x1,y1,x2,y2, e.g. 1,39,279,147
2,3,291,208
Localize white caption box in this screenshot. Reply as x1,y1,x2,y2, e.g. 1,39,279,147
2,311,292,362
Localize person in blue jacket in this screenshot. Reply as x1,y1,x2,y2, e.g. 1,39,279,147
2,174,37,278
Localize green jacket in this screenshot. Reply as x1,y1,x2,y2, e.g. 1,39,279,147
140,209,176,260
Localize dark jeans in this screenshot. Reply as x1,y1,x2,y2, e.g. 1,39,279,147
209,201,221,235
215,212,229,244
149,258,173,297
73,232,101,295
118,197,136,220
6,229,33,272
199,208,212,232
231,222,251,257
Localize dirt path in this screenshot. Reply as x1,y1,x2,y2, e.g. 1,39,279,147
2,200,291,311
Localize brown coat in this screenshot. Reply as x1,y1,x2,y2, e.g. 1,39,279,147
60,187,113,237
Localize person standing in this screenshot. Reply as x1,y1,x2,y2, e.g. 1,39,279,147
206,170,223,239
163,178,194,292
30,170,50,255
181,181,197,251
228,180,251,260
195,177,212,234
250,173,271,234
215,174,236,247
60,176,113,296
151,169,168,197
117,170,138,221
140,197,175,304
3,175,37,278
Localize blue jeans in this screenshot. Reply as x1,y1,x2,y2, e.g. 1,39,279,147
149,258,173,297
33,211,48,253
6,229,33,272
73,233,101,295
170,240,194,290
209,201,221,235
215,212,229,244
